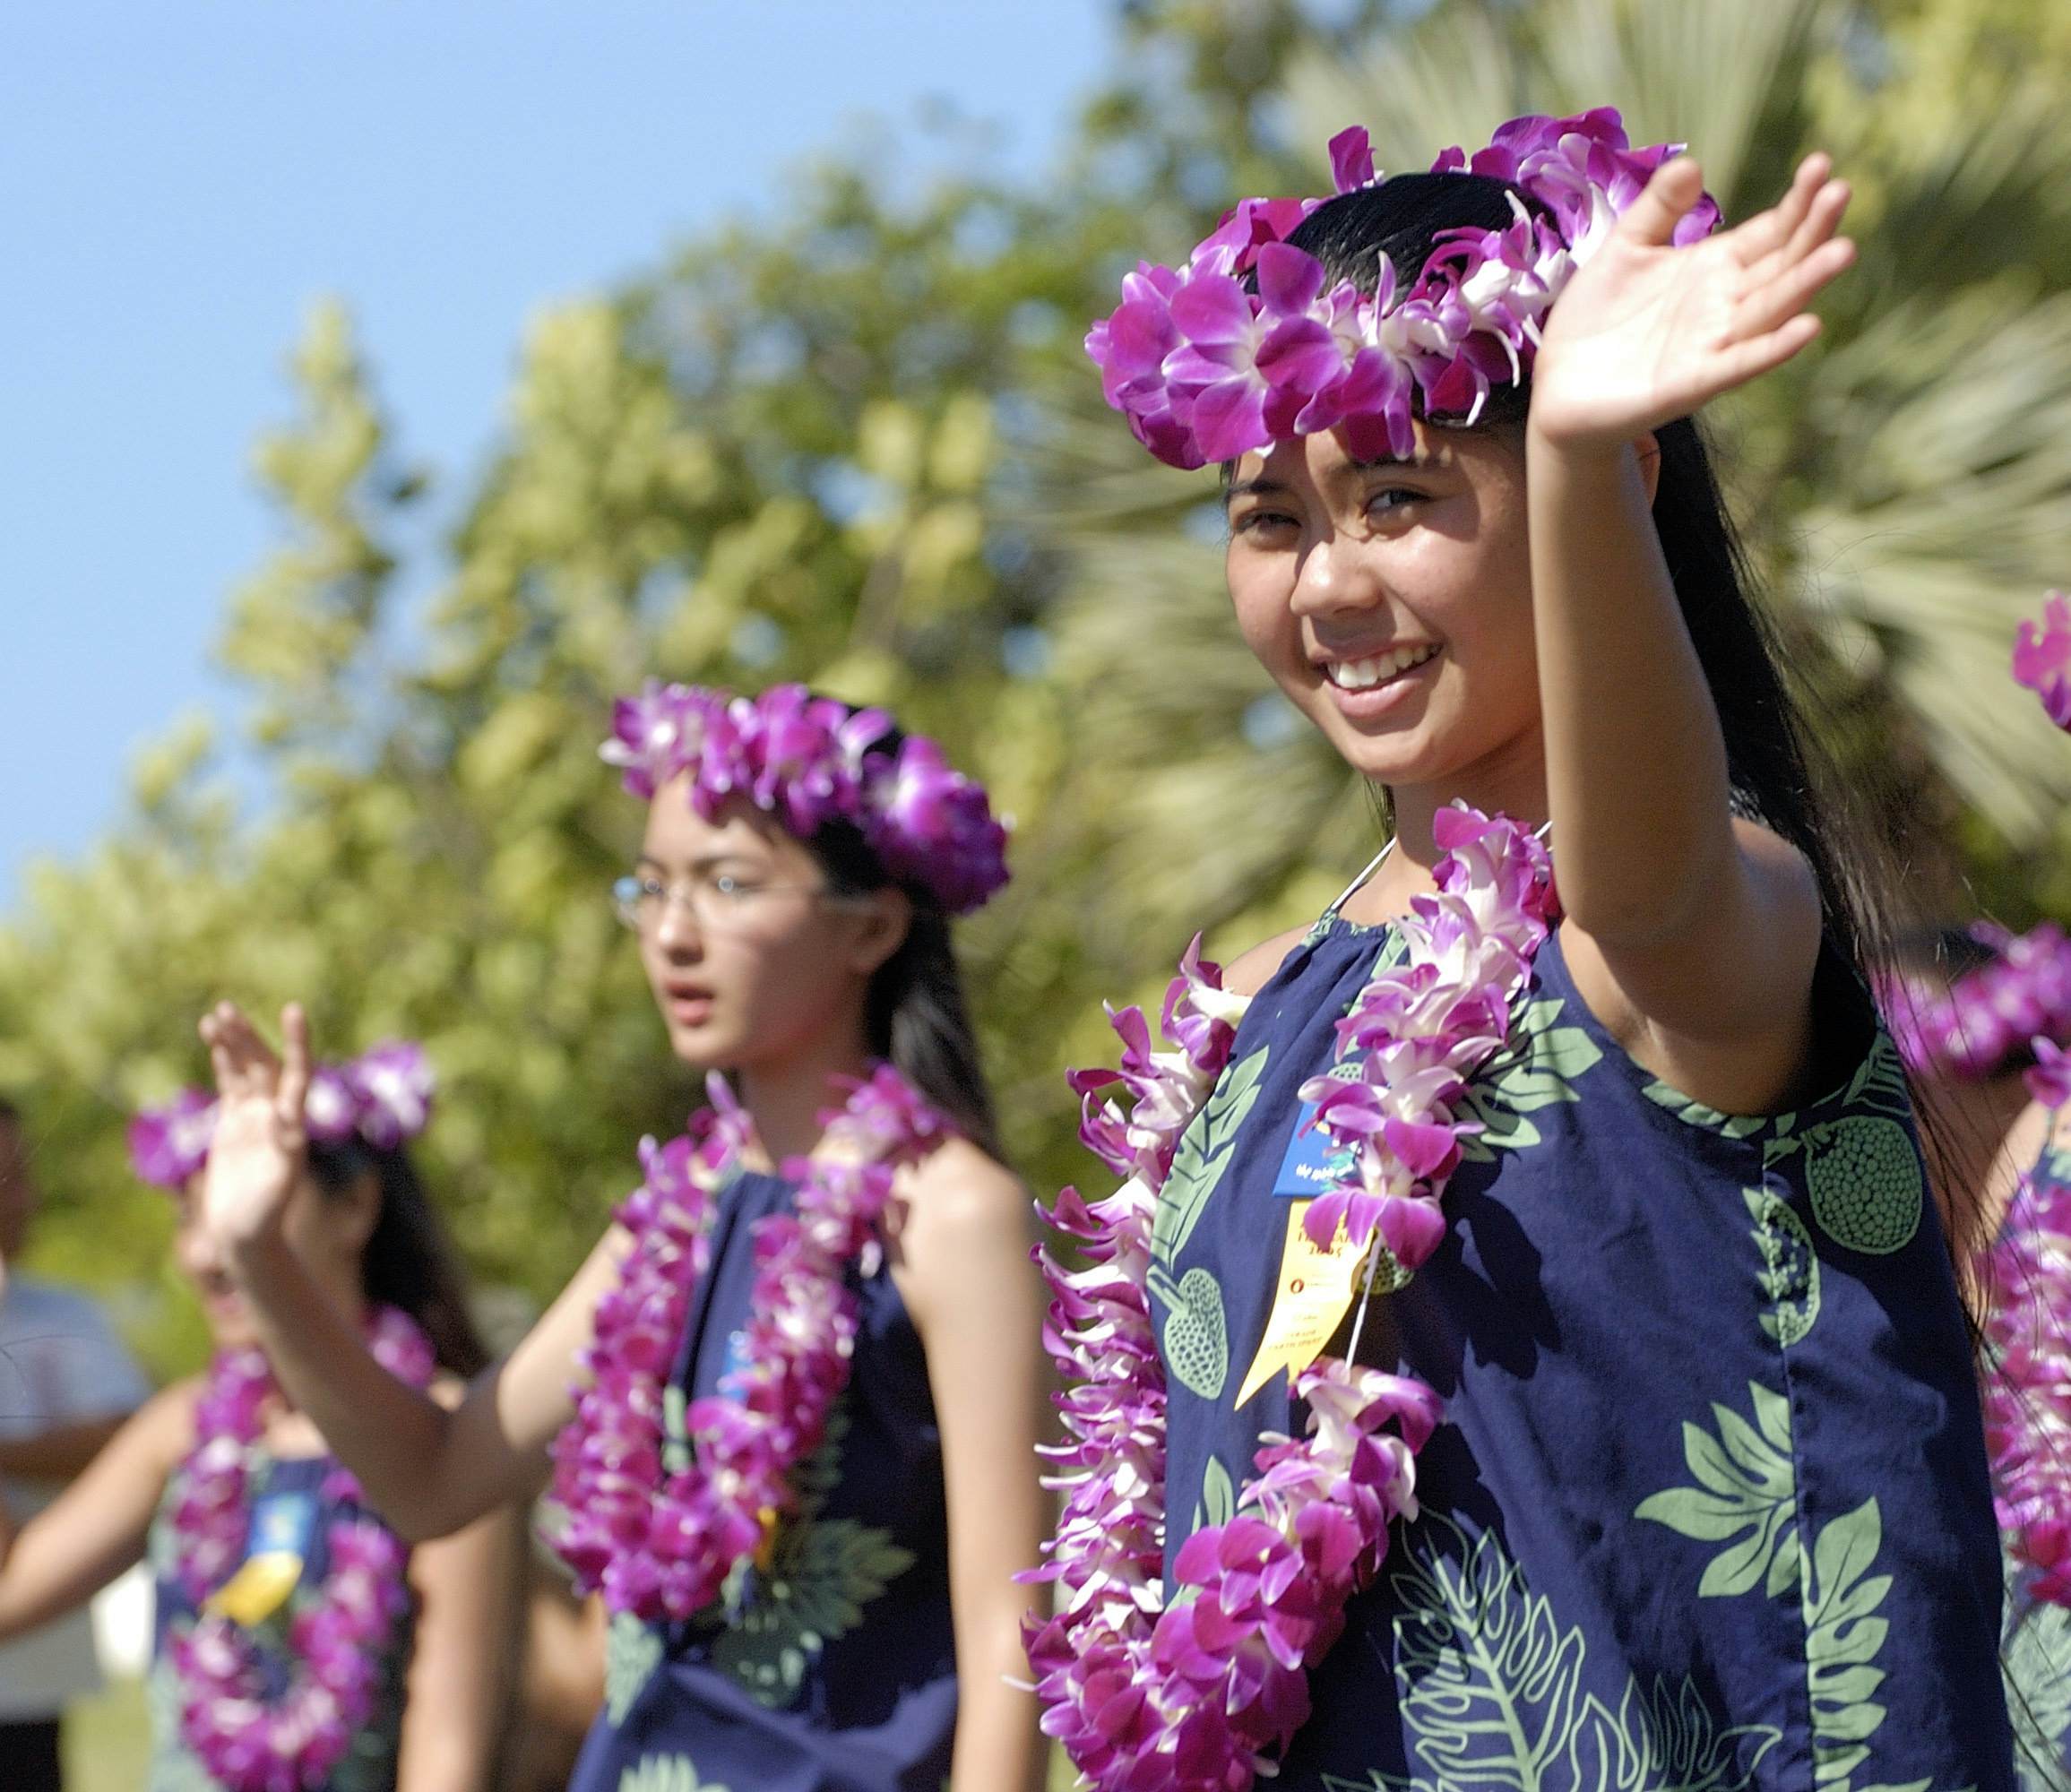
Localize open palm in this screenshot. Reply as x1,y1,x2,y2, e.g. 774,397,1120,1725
199,1002,314,1254
1530,153,1854,448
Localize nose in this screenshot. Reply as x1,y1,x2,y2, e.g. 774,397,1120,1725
177,1212,223,1283
651,891,705,958
1288,528,1385,620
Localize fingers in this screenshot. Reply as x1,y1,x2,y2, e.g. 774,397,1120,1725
1713,312,1824,390
1734,233,1855,342
1619,155,1708,248
1730,153,1831,264
278,1004,312,1133
197,1001,282,1100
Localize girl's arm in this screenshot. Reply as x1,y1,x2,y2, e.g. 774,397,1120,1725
0,1383,191,1640
201,1002,622,1540
893,1139,1051,1792
1523,153,1856,1114
393,1486,527,1792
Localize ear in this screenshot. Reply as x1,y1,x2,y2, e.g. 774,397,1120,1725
844,886,913,980
1634,432,1662,504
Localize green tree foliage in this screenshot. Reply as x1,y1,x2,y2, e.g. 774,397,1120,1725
4,2,2069,1376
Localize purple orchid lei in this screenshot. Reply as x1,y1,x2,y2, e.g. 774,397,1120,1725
1026,806,1554,1789
128,1041,436,1191
549,1064,947,1622
1881,922,2071,1093
2014,590,2071,730
1085,107,1719,470
168,1306,435,1792
600,681,1009,916
1980,1172,2071,1607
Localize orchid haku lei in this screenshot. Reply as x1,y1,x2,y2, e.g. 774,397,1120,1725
601,680,1010,917
549,1064,948,1622
127,1041,436,1192
2014,589,2071,731
1027,806,1556,1789
169,1306,436,1792
1085,107,1720,470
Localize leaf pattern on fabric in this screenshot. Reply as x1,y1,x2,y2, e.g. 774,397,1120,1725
1636,1381,1801,1599
705,1404,917,1708
1765,1043,1923,1257
2005,1549,2071,1792
617,1753,732,1792
1320,1516,1781,1791
1148,1262,1229,1400
1455,997,1605,1162
606,1610,665,1727
1744,1189,1821,1347
1189,1452,1236,1539
1152,1047,1271,1266
1802,1498,1898,1788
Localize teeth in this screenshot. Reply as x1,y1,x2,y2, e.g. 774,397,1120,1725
1327,644,1437,690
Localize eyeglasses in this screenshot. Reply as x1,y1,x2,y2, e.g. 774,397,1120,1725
611,867,855,933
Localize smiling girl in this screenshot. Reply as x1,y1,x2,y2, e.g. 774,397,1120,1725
0,1047,518,1792
1030,112,2016,1790
192,688,1049,1792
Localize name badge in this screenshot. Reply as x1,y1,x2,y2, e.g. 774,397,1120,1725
1272,1081,1357,1199
205,1490,317,1628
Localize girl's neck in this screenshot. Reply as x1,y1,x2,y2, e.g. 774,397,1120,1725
1347,736,1549,924
732,1028,878,1169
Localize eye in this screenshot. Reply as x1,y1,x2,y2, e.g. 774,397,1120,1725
638,874,669,901
1367,486,1425,517
707,871,762,900
1232,508,1299,539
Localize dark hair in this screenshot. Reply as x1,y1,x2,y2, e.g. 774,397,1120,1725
307,1140,489,1378
1277,174,1962,1222
798,720,1005,1161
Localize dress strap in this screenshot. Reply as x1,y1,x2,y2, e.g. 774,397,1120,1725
1323,839,1394,922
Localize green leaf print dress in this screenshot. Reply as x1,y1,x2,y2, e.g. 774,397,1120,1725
1158,912,2015,1790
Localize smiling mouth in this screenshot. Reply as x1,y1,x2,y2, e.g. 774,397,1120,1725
1321,642,1441,691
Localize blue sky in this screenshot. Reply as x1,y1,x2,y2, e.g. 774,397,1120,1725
0,1,1114,902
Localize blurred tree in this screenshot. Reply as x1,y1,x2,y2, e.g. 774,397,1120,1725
4,0,2069,1375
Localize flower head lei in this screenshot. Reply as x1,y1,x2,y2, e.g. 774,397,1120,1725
128,1041,436,1191
170,1308,436,1790
548,1065,947,1621
1086,107,1719,470
1881,923,2071,1101
600,680,1010,916
1027,806,1556,1789
2015,589,2071,731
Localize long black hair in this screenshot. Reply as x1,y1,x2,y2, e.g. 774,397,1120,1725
307,1139,489,1378
1281,177,1912,1061
798,718,1005,1162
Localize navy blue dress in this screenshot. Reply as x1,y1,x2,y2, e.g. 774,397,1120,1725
2000,1116,2071,1789
1159,903,2015,1790
147,1454,412,1792
572,1167,956,1792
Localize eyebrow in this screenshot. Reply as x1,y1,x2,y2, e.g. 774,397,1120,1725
1222,452,1441,509
634,850,764,874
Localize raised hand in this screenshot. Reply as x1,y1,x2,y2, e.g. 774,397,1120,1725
1528,153,1853,450
198,1002,313,1258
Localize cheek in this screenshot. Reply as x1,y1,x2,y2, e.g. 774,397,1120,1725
1225,555,1299,665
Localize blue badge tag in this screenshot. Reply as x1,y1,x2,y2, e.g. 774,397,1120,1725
719,1327,750,1387
1273,1097,1356,1197
246,1491,318,1564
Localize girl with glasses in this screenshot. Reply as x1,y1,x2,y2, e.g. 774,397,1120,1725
191,687,1049,1792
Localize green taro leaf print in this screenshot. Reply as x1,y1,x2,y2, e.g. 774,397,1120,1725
617,1754,732,1792
1152,1047,1270,1266
1325,1516,1779,1791
1635,1382,1800,1600
1455,998,1604,1163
